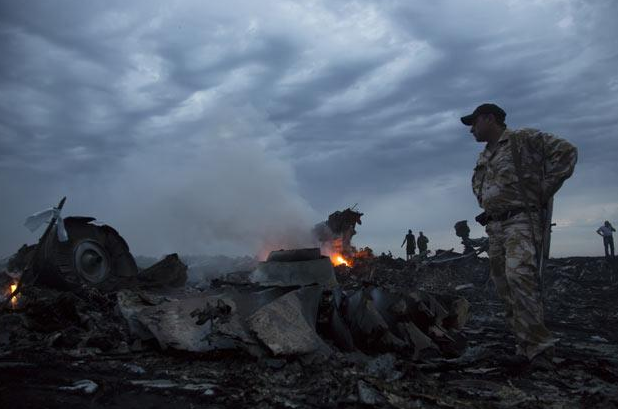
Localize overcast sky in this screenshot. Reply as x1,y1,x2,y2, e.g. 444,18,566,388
1,0,617,259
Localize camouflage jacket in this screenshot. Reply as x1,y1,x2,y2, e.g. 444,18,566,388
472,128,577,215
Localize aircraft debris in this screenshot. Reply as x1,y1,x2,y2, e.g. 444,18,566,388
1,245,618,408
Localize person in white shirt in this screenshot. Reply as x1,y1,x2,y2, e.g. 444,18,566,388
596,221,616,259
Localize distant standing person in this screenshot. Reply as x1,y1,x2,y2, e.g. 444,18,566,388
401,230,416,261
417,232,429,255
596,221,616,259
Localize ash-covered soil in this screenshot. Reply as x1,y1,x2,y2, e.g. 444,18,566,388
1,256,618,409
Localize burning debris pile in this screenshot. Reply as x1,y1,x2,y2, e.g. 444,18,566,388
1,202,618,408
1,251,618,407
0,197,472,407
313,206,364,264
100,248,468,360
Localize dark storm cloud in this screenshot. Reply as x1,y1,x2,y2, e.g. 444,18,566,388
288,0,618,255
0,0,616,258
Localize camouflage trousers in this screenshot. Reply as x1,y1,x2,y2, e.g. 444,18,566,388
486,212,556,359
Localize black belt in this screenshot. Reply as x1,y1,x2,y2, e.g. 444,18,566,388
489,208,528,222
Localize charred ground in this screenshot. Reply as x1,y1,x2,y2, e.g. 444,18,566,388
1,255,617,409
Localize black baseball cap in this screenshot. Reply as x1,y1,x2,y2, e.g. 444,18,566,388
460,103,506,126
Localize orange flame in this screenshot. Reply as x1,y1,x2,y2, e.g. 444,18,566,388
9,283,18,308
330,253,352,267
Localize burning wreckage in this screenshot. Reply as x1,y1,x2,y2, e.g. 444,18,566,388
1,200,618,408
313,206,365,266
2,200,467,359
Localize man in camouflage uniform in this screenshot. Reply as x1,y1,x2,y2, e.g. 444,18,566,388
462,103,577,366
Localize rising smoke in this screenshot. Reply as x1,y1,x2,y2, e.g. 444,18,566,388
0,102,320,259
91,102,320,258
